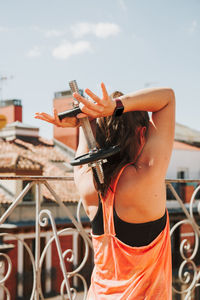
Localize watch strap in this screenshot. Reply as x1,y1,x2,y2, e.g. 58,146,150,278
113,99,124,117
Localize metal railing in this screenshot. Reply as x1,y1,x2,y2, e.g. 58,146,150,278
0,176,199,300
167,180,200,300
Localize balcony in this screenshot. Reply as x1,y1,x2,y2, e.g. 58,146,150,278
0,176,200,300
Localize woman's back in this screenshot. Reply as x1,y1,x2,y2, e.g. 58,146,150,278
87,164,172,300
74,86,175,225
114,163,167,223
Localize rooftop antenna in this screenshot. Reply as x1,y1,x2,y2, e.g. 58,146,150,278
0,75,14,101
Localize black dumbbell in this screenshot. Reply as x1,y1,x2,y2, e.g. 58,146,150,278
58,107,82,120
70,145,120,166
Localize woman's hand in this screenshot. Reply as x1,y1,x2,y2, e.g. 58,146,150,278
34,108,80,127
34,82,115,126
73,82,116,119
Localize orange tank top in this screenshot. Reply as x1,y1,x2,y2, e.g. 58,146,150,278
87,164,172,300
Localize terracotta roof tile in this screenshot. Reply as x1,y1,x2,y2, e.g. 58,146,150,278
173,141,200,151
0,153,43,171
0,137,79,203
17,156,42,170
0,153,18,169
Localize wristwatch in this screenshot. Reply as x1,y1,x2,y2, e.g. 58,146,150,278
113,99,124,117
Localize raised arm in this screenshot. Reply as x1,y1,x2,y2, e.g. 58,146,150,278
119,87,175,178
73,83,175,178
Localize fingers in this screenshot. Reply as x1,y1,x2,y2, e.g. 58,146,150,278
34,112,50,121
35,113,53,122
35,110,63,127
53,108,61,124
101,82,109,100
77,109,99,118
84,88,101,104
34,112,58,125
73,92,92,106
34,115,55,125
77,113,88,119
35,110,80,127
34,112,51,118
73,92,103,113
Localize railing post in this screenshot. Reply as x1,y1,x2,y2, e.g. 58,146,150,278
35,182,41,300
17,239,24,298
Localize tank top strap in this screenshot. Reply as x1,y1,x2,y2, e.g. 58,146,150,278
111,162,133,194
101,162,133,236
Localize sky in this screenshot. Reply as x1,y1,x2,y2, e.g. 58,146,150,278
0,0,199,139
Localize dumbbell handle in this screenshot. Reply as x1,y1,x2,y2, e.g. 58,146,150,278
58,106,96,149
58,107,82,120
68,80,104,184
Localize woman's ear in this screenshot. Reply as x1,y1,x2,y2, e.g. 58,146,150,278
141,126,147,137
140,126,147,145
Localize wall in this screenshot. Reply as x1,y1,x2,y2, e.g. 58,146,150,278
166,148,200,179
0,174,17,197
0,105,22,123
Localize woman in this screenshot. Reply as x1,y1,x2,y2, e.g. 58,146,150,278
35,83,175,299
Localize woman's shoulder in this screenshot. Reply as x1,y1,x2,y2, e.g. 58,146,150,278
117,161,151,183
114,164,140,195
115,161,164,203
115,163,166,222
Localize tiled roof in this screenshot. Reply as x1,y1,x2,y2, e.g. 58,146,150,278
0,153,42,171
175,123,200,144
173,141,200,151
0,137,79,203
0,153,17,169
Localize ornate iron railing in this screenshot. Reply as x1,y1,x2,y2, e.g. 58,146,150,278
167,180,200,300
0,177,199,300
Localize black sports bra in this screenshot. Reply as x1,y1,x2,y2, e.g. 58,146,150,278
91,201,167,247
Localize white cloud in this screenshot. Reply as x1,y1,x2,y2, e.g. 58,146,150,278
27,46,42,58
52,40,92,60
94,23,121,38
71,22,121,39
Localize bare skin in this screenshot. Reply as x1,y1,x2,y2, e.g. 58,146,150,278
35,82,175,224
34,108,80,127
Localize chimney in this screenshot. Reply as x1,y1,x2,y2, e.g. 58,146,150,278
53,90,82,150
0,99,22,123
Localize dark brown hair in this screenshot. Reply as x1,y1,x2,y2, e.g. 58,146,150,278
95,91,149,196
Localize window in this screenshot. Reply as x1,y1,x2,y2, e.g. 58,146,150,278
22,181,34,202
177,168,188,179
177,168,189,201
